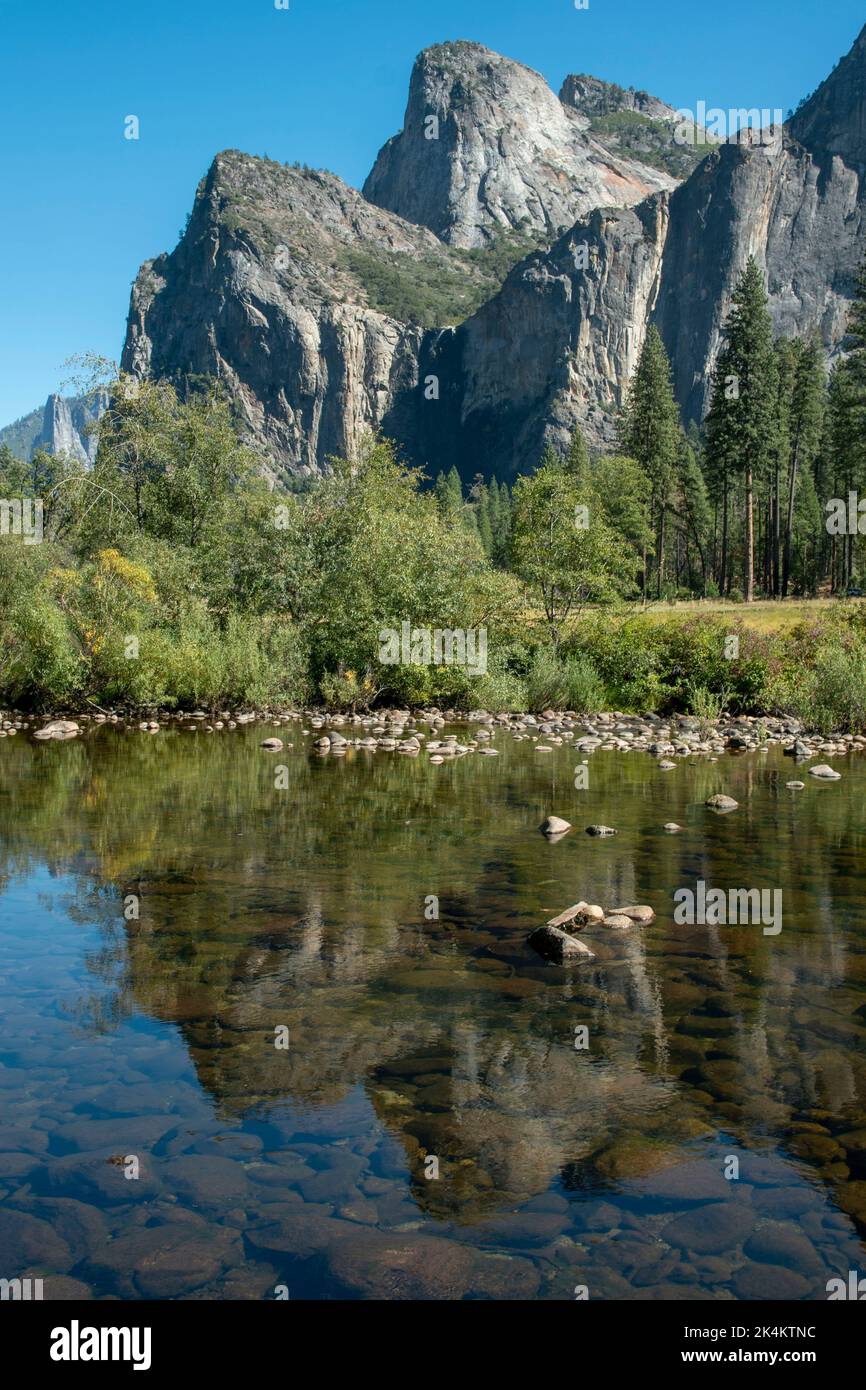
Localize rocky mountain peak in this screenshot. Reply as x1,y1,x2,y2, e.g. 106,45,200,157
121,148,515,476
788,22,866,173
559,74,678,124
363,41,675,248
0,391,106,465
105,24,866,486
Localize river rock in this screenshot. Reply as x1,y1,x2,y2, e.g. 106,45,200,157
705,794,738,811
527,924,596,964
246,1204,350,1260
731,1262,812,1300
743,1223,821,1272
0,1208,73,1271
586,824,617,836
539,815,571,837
161,1155,250,1207
602,914,634,929
40,1276,95,1300
85,1221,241,1298
661,1202,753,1253
260,738,283,750
633,1160,730,1205
38,1149,163,1204
609,905,656,923
33,720,80,741
547,901,604,928
808,764,841,779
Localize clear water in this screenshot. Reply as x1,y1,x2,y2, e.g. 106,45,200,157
1,721,864,1300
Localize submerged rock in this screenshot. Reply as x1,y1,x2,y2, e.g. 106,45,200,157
0,1208,73,1271
527,924,596,964
586,824,617,836
705,794,738,812
662,1202,753,1254
260,738,283,750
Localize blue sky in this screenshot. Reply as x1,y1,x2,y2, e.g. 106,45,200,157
1,0,863,425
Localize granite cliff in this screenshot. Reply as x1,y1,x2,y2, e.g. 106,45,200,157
113,26,866,483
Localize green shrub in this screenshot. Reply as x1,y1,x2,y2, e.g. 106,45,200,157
523,646,605,712
686,682,729,722
569,616,664,711
771,640,866,734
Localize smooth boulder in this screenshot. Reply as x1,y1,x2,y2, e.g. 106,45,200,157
33,720,80,741
539,816,571,838
609,905,656,924
528,925,596,964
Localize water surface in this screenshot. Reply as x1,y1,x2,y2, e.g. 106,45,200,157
1,721,865,1299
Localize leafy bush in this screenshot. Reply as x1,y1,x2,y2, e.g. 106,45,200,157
569,615,664,710
770,638,866,734
523,647,605,713
686,683,730,732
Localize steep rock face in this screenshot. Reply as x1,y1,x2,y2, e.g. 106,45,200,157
788,23,866,175
446,25,866,468
34,393,105,465
117,27,866,482
655,125,866,420
416,197,670,478
363,41,675,248
122,152,495,477
0,392,106,464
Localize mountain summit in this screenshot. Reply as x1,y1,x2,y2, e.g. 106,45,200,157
362,41,676,248
113,27,866,482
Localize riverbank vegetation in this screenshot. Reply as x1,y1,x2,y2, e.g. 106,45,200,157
2,258,866,727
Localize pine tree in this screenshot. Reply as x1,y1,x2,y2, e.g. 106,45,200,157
770,340,795,596
565,425,590,483
782,337,825,597
489,478,512,565
674,431,712,594
446,465,463,509
434,466,463,515
824,359,863,590
620,325,679,598
703,259,776,601
469,476,494,558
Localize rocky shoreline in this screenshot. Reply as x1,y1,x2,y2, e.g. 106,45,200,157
2,707,863,763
